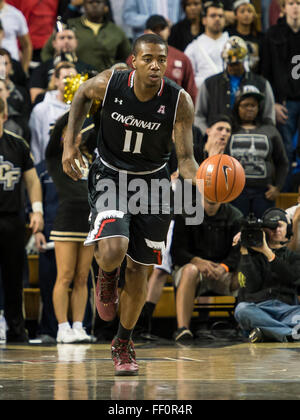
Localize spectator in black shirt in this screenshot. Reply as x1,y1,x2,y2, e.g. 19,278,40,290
171,197,243,343
0,97,44,343
261,0,300,191
227,0,264,73
0,48,31,121
168,0,203,52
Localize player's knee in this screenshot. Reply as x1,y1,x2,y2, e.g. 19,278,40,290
96,237,128,269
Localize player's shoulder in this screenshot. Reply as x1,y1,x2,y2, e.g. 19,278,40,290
4,129,29,149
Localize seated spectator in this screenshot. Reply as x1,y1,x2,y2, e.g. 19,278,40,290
227,0,264,73
184,1,229,89
127,15,198,104
29,21,95,104
235,207,300,343
136,116,234,339
29,62,76,165
168,0,203,52
195,35,275,135
0,78,31,142
171,197,243,343
0,0,32,73
226,85,289,218
0,48,31,121
6,0,60,64
123,0,184,40
41,0,131,73
286,191,300,252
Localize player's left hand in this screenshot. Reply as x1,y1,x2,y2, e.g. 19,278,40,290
29,212,44,234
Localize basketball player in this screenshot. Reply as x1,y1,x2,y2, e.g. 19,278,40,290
62,34,198,376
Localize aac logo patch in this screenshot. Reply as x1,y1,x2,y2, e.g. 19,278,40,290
0,156,21,191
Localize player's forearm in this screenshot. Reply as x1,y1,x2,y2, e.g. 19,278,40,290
178,157,198,184
65,86,93,146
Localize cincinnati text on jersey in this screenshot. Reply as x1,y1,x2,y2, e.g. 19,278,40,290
111,113,161,131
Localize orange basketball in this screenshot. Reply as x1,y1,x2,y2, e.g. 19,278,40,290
196,154,245,203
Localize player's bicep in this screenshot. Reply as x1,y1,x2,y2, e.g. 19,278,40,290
82,70,113,102
174,90,195,161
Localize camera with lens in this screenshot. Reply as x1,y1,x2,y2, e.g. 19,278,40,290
241,213,279,248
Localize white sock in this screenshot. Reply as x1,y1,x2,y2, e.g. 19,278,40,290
72,322,83,330
58,322,71,332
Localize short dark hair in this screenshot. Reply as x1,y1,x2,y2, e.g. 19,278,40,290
208,114,232,128
202,0,225,16
132,34,168,56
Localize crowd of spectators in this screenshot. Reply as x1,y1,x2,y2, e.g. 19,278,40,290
0,0,300,345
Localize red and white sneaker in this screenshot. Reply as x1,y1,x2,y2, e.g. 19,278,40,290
111,337,139,376
95,268,120,321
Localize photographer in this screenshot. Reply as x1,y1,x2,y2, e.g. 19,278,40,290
235,208,300,343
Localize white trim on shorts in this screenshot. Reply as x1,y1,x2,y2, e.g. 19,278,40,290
100,157,167,175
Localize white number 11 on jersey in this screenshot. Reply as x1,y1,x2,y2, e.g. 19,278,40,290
123,130,143,154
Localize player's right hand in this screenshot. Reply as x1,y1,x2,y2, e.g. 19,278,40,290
62,144,86,181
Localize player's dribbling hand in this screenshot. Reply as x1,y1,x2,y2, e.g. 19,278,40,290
62,144,86,181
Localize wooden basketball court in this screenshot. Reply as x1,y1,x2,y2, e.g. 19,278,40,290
0,340,300,401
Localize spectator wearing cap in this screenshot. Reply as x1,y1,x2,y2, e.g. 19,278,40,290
42,0,131,73
227,0,264,73
29,21,95,104
225,85,288,218
168,0,204,52
261,0,300,192
195,35,275,135
127,14,198,104
184,1,229,89
235,207,300,343
123,0,184,40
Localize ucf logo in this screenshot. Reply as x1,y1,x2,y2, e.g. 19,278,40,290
0,156,21,191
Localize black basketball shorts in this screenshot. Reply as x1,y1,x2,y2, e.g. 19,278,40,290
84,158,173,265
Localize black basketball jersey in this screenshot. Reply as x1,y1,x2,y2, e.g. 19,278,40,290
98,70,183,172
0,130,34,214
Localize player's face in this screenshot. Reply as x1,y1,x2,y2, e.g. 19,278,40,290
132,42,168,87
